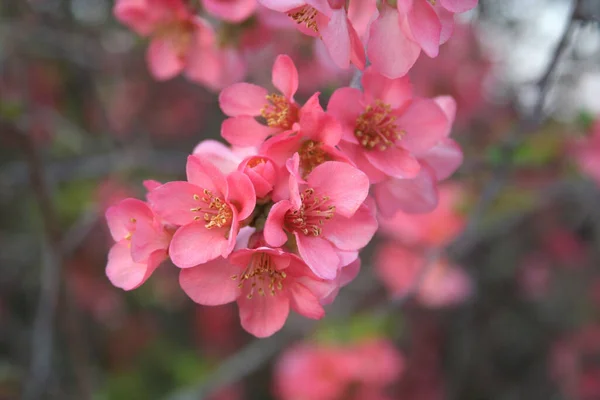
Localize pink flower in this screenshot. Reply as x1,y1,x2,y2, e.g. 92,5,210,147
105,198,171,290
368,0,478,78
179,247,336,337
114,0,245,88
202,0,257,23
264,161,376,279
274,339,404,400
573,119,600,186
259,99,350,179
148,155,256,268
378,183,466,247
220,54,311,147
328,67,451,184
257,0,368,70
375,243,472,307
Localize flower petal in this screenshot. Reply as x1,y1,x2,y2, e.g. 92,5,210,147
105,198,153,242
419,138,463,180
295,234,340,280
147,181,205,226
408,0,442,57
319,8,351,69
362,67,413,109
106,240,162,290
146,37,185,80
364,146,421,179
225,171,256,220
397,98,449,154
323,205,377,250
179,258,241,305
238,290,290,338
289,283,325,319
221,116,276,147
219,83,268,117
440,0,478,13
169,222,230,268
186,155,227,195
374,166,438,217
272,54,299,100
307,161,369,217
264,200,293,247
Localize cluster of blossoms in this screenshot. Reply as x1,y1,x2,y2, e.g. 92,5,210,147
274,339,404,400
114,0,478,91
106,0,478,337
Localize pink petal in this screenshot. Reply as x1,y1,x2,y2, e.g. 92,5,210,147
143,180,162,192
179,258,241,305
362,66,413,109
440,0,478,13
419,138,463,180
339,258,360,286
219,83,268,117
260,132,302,166
397,98,449,154
192,139,241,175
186,155,227,196
202,0,256,22
338,142,388,183
264,200,293,247
368,4,421,79
226,171,256,220
221,116,276,147
375,243,422,297
272,54,299,100
319,8,351,69
347,0,378,37
106,240,162,290
323,205,377,250
327,87,364,141
348,18,366,70
257,0,305,12
130,219,169,263
289,283,325,319
113,0,154,36
147,181,205,226
374,166,438,217
434,95,457,129
105,198,153,242
146,37,185,81
437,6,455,44
307,162,369,217
365,146,421,179
169,222,230,268
295,234,340,280
238,290,290,338
407,0,442,57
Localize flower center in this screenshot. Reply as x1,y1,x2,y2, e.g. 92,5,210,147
231,252,287,299
288,5,319,33
285,188,335,237
299,140,328,177
156,20,195,60
190,189,233,229
261,94,297,129
354,100,402,151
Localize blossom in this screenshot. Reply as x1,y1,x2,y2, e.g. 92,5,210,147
274,339,404,400
368,0,478,79
264,161,375,279
114,0,245,88
105,198,171,290
148,155,256,268
179,247,336,337
220,54,317,147
573,119,600,186
328,67,451,184
257,0,367,70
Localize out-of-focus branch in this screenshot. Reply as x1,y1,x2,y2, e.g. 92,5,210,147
2,120,64,400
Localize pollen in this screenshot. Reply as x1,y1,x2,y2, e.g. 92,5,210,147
233,252,287,299
260,94,297,129
286,188,335,237
288,5,319,33
354,100,403,151
299,140,328,177
190,189,233,229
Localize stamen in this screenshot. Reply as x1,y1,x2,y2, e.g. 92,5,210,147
285,188,336,237
260,94,297,129
287,5,319,33
299,140,328,177
354,100,403,151
189,190,233,229
234,252,287,301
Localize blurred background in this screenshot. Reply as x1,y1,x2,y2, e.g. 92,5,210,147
2,0,600,399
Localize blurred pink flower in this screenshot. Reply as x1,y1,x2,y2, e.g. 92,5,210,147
148,156,256,268
202,0,257,22
274,339,404,400
180,247,336,337
573,119,600,186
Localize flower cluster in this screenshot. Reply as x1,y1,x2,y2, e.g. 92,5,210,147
113,0,478,90
105,52,463,337
274,339,404,400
